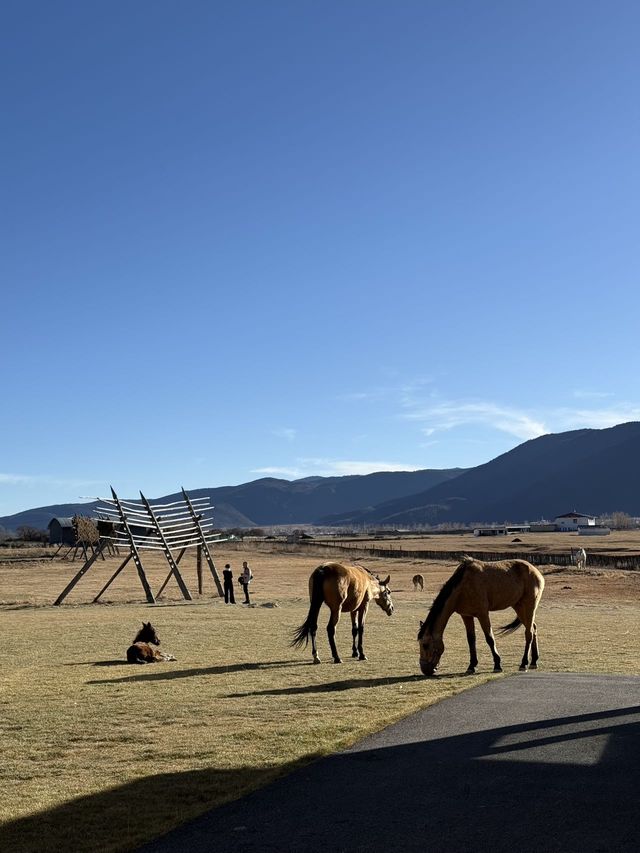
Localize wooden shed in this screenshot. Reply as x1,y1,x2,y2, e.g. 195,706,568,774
48,517,75,545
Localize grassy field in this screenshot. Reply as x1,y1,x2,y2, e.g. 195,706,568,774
1,543,638,852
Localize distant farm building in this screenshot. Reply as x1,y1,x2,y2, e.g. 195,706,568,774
473,525,531,537
48,517,75,545
554,512,596,532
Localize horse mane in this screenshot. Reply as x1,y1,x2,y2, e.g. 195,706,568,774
418,562,469,638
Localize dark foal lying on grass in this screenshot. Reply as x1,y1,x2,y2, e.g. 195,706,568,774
126,622,176,664
417,556,545,676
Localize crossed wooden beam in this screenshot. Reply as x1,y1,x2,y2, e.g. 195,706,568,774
54,487,226,605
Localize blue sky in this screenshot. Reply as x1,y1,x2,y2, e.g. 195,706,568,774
2,1,640,517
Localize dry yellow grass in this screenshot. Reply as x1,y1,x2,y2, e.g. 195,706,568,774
0,545,638,852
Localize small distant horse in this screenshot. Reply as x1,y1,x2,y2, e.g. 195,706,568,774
291,562,394,664
571,547,587,570
126,622,176,664
412,573,424,592
417,555,544,676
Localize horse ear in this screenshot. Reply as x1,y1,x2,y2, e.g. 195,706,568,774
380,575,390,586
419,620,424,628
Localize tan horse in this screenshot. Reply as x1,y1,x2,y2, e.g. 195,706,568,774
126,622,176,664
412,573,424,591
291,562,394,664
417,556,544,676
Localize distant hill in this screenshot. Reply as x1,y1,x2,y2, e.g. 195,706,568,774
320,422,640,526
0,467,464,532
7,422,640,532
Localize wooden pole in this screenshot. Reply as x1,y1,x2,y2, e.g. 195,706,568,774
111,487,155,604
182,488,224,596
93,553,133,602
156,548,187,598
197,545,203,595
140,492,192,601
54,540,106,605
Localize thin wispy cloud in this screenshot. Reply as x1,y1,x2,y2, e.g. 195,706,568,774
400,390,640,444
403,401,547,441
553,406,640,431
272,427,297,442
0,473,36,485
0,473,103,488
339,377,434,405
572,390,614,400
252,458,421,480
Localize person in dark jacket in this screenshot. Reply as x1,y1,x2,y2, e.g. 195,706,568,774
223,564,235,604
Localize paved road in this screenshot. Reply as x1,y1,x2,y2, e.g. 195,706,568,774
139,673,640,853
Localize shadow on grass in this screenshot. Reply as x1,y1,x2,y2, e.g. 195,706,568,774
4,699,638,853
138,702,640,853
228,672,434,697
0,761,305,853
87,659,309,685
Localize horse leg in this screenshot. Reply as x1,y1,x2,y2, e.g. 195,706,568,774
357,604,368,660
515,603,537,671
311,623,321,664
351,611,358,658
478,613,502,673
461,614,478,674
327,608,342,663
529,622,540,669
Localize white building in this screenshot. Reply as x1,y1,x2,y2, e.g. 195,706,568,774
554,511,596,532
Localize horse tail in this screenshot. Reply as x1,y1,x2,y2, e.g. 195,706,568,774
291,567,325,648
498,617,522,635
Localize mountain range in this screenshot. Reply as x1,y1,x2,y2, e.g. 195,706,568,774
2,422,639,532
0,467,463,532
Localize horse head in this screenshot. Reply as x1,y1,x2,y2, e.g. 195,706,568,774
417,620,444,676
374,574,394,615
134,622,160,645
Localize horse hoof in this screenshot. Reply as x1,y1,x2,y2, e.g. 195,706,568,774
530,663,538,670
493,667,503,673
312,658,321,665
358,655,368,661
519,665,528,672
465,668,476,676
352,650,359,658
333,658,342,664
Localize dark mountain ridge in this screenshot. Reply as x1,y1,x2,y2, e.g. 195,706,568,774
0,467,464,532
4,423,639,532
320,422,640,526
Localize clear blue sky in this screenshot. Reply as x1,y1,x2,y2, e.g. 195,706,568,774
2,1,640,517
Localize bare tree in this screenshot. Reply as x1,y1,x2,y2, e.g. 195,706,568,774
608,511,634,530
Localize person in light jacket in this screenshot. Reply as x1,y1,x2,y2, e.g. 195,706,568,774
238,560,253,604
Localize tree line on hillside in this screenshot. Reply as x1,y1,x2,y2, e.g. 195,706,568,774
1,513,638,547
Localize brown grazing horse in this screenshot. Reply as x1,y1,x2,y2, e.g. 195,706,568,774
126,622,176,664
417,556,544,676
412,573,424,591
291,562,394,664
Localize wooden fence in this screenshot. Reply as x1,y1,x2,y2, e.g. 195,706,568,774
310,542,640,569
244,539,640,570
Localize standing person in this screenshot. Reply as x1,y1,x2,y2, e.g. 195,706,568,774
239,560,253,604
222,563,235,604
